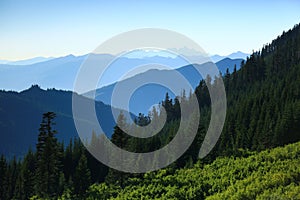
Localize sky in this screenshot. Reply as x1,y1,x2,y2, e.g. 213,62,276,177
0,0,300,61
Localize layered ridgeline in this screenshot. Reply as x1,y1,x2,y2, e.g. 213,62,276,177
0,53,243,92
83,57,243,115
0,23,299,199
0,86,124,157
0,57,242,158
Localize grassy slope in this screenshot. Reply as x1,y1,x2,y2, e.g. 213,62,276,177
82,141,300,200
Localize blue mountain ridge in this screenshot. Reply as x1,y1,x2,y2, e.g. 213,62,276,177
84,58,243,115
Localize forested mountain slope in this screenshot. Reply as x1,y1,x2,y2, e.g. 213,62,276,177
110,23,300,165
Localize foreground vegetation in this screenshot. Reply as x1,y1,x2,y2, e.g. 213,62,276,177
64,141,300,199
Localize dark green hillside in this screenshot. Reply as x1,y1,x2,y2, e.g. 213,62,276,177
84,141,300,200
216,23,300,154
108,23,300,166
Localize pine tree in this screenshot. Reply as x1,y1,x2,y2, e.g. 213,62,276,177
87,132,109,183
0,155,8,200
106,112,130,188
7,157,20,200
35,112,62,198
162,92,174,122
111,112,129,150
13,148,36,200
73,153,91,197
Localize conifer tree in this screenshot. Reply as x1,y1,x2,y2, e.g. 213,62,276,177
35,112,62,198
0,155,8,200
73,153,91,197
106,112,130,188
14,148,36,200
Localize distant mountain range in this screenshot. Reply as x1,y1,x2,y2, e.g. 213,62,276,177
0,85,128,158
0,52,246,92
211,51,249,62
0,51,248,66
84,58,243,114
0,57,54,65
0,54,191,92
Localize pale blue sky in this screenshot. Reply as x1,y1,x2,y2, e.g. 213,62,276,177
0,0,299,60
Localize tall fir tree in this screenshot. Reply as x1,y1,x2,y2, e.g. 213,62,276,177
73,153,91,197
105,112,130,188
0,155,8,200
35,112,63,198
13,148,36,200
